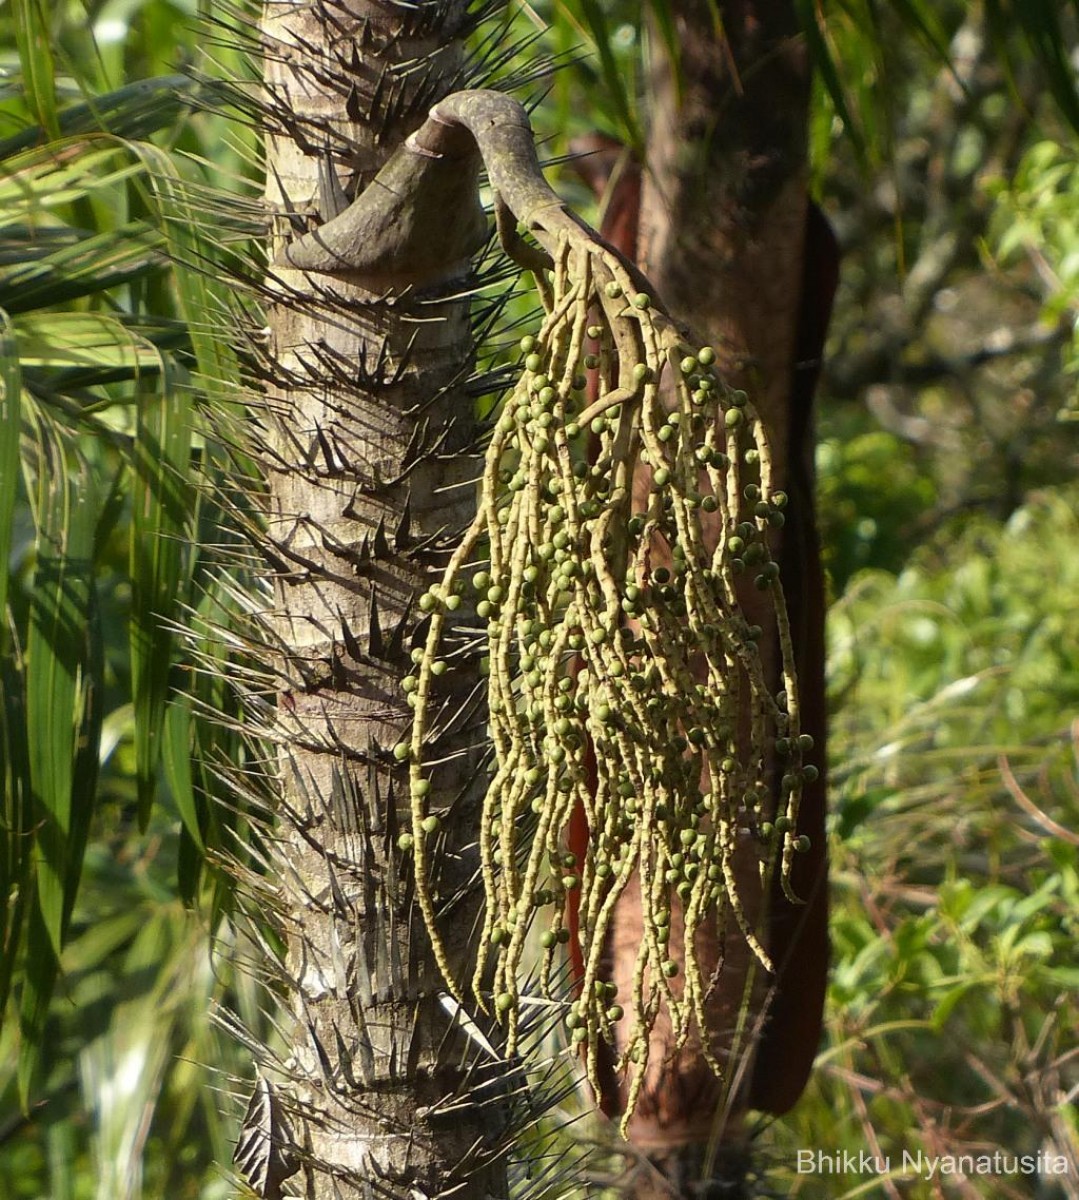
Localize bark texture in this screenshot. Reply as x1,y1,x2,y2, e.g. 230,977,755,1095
254,3,506,1196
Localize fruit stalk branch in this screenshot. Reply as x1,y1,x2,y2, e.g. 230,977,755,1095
278,89,653,297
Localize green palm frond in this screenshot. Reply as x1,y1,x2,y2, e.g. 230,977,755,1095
0,61,242,1100
10,0,59,140
798,0,1079,174
984,0,1079,134
0,812,255,1200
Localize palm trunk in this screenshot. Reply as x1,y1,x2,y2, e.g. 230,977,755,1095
246,4,506,1195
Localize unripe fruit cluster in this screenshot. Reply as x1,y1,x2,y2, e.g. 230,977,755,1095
400,238,808,1130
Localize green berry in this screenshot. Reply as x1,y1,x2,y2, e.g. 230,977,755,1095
633,293,651,309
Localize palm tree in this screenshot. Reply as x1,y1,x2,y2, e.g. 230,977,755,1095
5,3,1078,1198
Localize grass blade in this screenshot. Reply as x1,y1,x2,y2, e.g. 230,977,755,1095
0,75,201,161
10,0,59,141
0,309,19,627
131,366,192,826
25,426,97,954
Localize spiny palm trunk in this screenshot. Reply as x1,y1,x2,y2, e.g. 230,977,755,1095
597,0,832,1179
250,4,505,1195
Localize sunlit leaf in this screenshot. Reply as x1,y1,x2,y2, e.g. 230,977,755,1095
25,428,98,955
0,224,164,314
0,75,202,161
0,142,146,213
0,310,19,626
13,312,164,374
131,366,193,826
555,0,641,147
10,0,59,141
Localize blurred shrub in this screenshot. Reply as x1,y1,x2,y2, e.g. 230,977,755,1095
988,140,1079,416
766,486,1079,1197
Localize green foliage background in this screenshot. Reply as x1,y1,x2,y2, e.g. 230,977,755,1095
0,2,1076,1198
